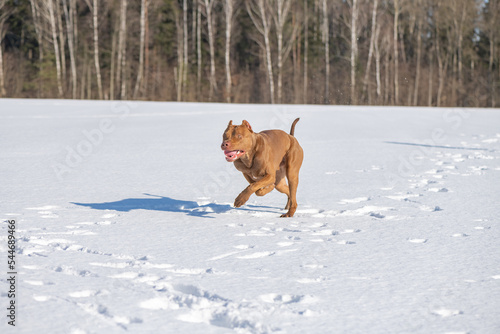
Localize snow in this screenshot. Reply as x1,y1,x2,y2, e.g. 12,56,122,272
1,98,500,334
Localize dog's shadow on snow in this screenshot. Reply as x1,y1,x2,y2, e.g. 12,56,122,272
72,193,279,218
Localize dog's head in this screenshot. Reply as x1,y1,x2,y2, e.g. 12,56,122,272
221,120,254,162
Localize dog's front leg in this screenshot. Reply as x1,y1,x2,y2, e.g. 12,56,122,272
234,174,275,208
234,190,252,208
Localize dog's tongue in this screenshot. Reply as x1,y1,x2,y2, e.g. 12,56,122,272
224,150,245,162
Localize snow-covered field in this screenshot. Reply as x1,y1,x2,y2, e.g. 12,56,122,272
1,98,500,334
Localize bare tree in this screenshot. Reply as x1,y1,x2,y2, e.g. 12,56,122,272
486,1,497,72
47,0,64,97
393,0,400,105
408,0,425,106
303,0,308,104
291,9,300,104
484,0,499,107
374,24,382,101
174,2,183,101
86,0,104,99
81,41,88,99
203,0,217,101
197,1,202,94
455,1,465,91
362,0,378,104
428,44,433,106
247,0,275,104
72,0,78,64
62,0,77,99
183,0,188,92
110,17,119,99
192,0,196,53
224,0,236,103
144,1,150,97
273,0,295,104
116,0,128,99
0,0,13,97
435,31,444,107
381,27,391,105
134,0,148,99
0,32,4,97
321,0,329,104
350,0,358,105
55,1,66,84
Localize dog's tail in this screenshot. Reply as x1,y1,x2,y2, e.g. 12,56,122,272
290,118,300,136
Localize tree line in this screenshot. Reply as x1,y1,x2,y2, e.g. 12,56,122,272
0,0,499,107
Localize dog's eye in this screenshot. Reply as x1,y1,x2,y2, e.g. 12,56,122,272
237,134,242,139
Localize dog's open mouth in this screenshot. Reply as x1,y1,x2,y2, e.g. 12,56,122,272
224,150,245,162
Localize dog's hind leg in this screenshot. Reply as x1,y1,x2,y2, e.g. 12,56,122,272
280,141,303,218
275,178,290,210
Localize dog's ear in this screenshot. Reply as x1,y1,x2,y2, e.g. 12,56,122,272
227,120,233,127
242,120,253,133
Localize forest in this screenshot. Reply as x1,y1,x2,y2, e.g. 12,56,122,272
0,0,499,107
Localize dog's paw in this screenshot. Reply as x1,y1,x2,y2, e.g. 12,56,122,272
280,206,296,218
234,192,250,207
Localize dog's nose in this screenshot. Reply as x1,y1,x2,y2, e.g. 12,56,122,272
221,141,230,150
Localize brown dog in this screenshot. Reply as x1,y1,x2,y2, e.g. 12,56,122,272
221,118,304,217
